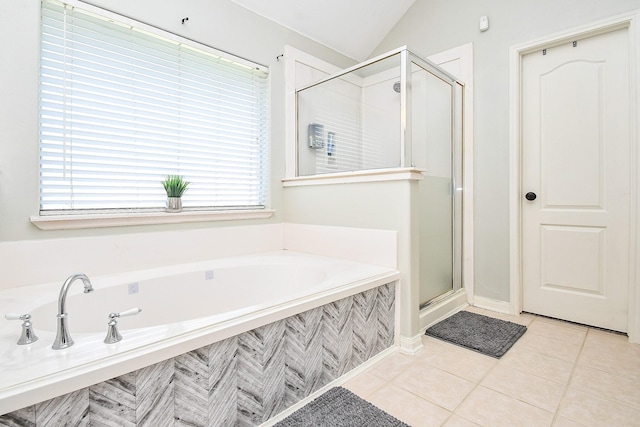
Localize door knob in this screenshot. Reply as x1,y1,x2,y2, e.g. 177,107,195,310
525,192,537,201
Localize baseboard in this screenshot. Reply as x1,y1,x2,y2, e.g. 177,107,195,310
398,334,424,355
472,296,512,314
410,290,469,351
419,289,468,331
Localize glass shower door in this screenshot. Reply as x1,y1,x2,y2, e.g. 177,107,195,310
411,59,463,308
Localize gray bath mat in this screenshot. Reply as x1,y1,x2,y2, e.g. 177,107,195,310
274,387,408,427
425,310,527,358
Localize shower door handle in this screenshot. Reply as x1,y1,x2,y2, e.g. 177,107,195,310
525,192,537,201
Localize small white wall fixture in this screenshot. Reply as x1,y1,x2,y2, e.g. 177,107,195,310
509,11,640,343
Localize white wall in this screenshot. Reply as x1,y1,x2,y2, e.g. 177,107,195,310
373,0,640,302
0,223,398,290
297,76,363,175
297,64,403,176
0,0,354,243
361,70,402,169
0,224,284,289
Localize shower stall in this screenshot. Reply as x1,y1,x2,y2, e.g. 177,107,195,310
295,47,464,309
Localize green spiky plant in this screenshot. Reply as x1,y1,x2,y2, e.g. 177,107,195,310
162,175,190,198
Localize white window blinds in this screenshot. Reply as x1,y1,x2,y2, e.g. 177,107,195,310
39,0,269,212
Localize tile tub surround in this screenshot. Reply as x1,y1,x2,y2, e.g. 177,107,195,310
0,223,397,291
0,283,396,426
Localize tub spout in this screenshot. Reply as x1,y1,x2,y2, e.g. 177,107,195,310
52,273,94,350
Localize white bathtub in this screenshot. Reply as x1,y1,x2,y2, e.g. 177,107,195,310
0,251,399,415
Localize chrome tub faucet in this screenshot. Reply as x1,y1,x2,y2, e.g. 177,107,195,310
52,273,94,350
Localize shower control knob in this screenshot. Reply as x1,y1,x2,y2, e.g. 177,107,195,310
525,192,537,201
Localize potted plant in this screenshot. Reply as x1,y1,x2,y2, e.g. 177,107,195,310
162,175,189,212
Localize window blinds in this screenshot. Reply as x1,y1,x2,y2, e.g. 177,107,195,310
39,0,269,212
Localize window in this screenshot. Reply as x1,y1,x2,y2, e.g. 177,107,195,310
39,0,269,213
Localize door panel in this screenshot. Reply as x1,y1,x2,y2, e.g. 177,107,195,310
541,61,604,208
541,225,604,294
522,28,630,332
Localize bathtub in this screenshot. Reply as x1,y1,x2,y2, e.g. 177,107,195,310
0,251,399,415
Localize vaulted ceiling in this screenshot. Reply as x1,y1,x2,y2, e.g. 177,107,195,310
230,0,416,61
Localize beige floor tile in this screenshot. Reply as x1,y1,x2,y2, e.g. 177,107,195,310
582,328,639,354
346,313,640,427
442,414,481,426
365,351,418,382
475,309,536,326
499,346,574,384
527,318,587,346
392,364,475,411
463,306,487,315
421,334,456,348
455,386,554,427
367,383,451,427
342,371,387,400
578,330,640,382
569,364,640,408
557,388,640,427
551,416,587,427
585,327,632,346
532,316,591,333
481,364,565,413
414,339,498,383
418,335,470,361
513,330,582,363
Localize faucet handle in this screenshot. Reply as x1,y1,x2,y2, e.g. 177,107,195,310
117,308,142,318
5,313,22,321
5,313,39,345
104,308,141,344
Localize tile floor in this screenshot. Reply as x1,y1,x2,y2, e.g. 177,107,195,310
343,307,640,427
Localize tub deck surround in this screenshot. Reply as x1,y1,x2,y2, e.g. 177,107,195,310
0,223,397,292
0,283,397,426
0,251,399,415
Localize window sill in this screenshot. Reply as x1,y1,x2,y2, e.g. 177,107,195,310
281,167,424,187
30,209,275,231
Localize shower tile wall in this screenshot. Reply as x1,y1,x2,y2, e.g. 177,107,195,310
0,282,396,427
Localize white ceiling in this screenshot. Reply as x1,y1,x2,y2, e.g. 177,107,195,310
230,0,416,61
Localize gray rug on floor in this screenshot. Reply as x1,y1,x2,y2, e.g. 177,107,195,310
425,310,527,358
274,387,409,427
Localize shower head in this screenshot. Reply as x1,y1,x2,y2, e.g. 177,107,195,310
393,81,401,93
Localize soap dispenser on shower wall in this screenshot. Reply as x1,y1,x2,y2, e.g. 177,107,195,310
308,123,324,149
327,132,335,157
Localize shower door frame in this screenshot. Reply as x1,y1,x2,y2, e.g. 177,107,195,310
408,53,465,310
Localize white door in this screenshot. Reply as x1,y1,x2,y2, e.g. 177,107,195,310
521,27,631,332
